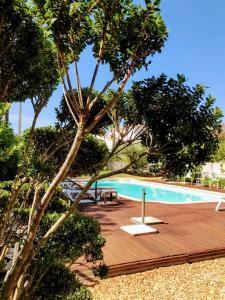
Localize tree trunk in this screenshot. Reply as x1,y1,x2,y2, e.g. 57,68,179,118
4,109,9,124
0,178,27,241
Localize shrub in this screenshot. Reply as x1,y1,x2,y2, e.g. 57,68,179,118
66,287,92,300
28,213,106,299
33,261,89,300
0,181,12,211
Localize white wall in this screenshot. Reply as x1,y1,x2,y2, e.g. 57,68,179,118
201,163,225,178
107,161,127,171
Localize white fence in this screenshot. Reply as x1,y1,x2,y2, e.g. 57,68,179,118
107,161,127,171
108,161,225,179
200,163,225,178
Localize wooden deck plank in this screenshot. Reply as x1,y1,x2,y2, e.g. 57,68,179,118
80,199,225,276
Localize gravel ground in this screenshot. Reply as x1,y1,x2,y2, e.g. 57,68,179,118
91,258,225,300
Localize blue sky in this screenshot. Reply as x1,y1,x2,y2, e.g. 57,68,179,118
10,0,225,133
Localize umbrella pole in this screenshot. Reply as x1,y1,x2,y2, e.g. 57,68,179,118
142,189,146,224
95,181,98,201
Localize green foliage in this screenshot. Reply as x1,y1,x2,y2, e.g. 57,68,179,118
56,88,112,134
39,213,105,263
0,0,58,103
23,126,109,179
123,74,223,178
31,213,105,299
33,261,89,300
4,181,105,299
0,186,10,211
0,103,11,116
72,135,109,176
0,106,19,180
66,287,92,300
119,144,148,172
32,0,167,78
213,137,225,162
92,263,109,279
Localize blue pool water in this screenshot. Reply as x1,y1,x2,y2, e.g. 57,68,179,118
95,180,222,204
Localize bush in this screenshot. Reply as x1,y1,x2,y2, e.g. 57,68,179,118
29,213,106,299
0,120,19,180
23,127,109,179
0,181,12,211
66,288,92,300
218,178,225,188
33,261,90,300
1,182,106,300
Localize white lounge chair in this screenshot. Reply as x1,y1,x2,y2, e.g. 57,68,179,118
215,198,225,211
63,188,96,202
63,187,118,204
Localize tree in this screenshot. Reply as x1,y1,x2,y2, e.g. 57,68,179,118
124,74,223,177
0,181,105,300
0,104,19,180
0,0,58,129
0,1,167,298
24,126,109,179
0,0,44,102
56,88,112,135
213,137,225,162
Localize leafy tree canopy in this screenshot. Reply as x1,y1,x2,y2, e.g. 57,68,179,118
32,0,167,79
121,74,223,177
0,0,58,103
55,88,112,133
213,137,225,162
23,126,109,179
0,104,19,180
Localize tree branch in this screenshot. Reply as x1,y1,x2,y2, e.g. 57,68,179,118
57,48,80,114
86,59,136,133
87,32,106,106
73,60,83,109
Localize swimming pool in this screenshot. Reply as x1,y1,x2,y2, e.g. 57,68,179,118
96,179,224,204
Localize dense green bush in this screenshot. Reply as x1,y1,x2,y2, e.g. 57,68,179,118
23,127,109,179
0,105,20,180
213,138,225,162
66,287,92,300
32,261,92,300
30,213,106,299
1,181,106,299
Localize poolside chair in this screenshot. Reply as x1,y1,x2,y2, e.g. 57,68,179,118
60,178,84,189
209,173,219,189
196,172,209,186
63,188,96,202
180,172,194,185
63,182,118,205
215,198,225,211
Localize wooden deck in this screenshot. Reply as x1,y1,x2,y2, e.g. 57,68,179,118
80,199,225,277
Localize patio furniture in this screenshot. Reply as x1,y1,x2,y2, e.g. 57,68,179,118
63,183,118,205
196,172,209,186
63,188,96,202
61,178,84,189
209,173,219,189
215,198,225,211
100,189,118,204
181,172,194,185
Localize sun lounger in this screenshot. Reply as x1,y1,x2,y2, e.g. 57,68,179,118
63,188,96,202
215,198,225,211
62,179,118,204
